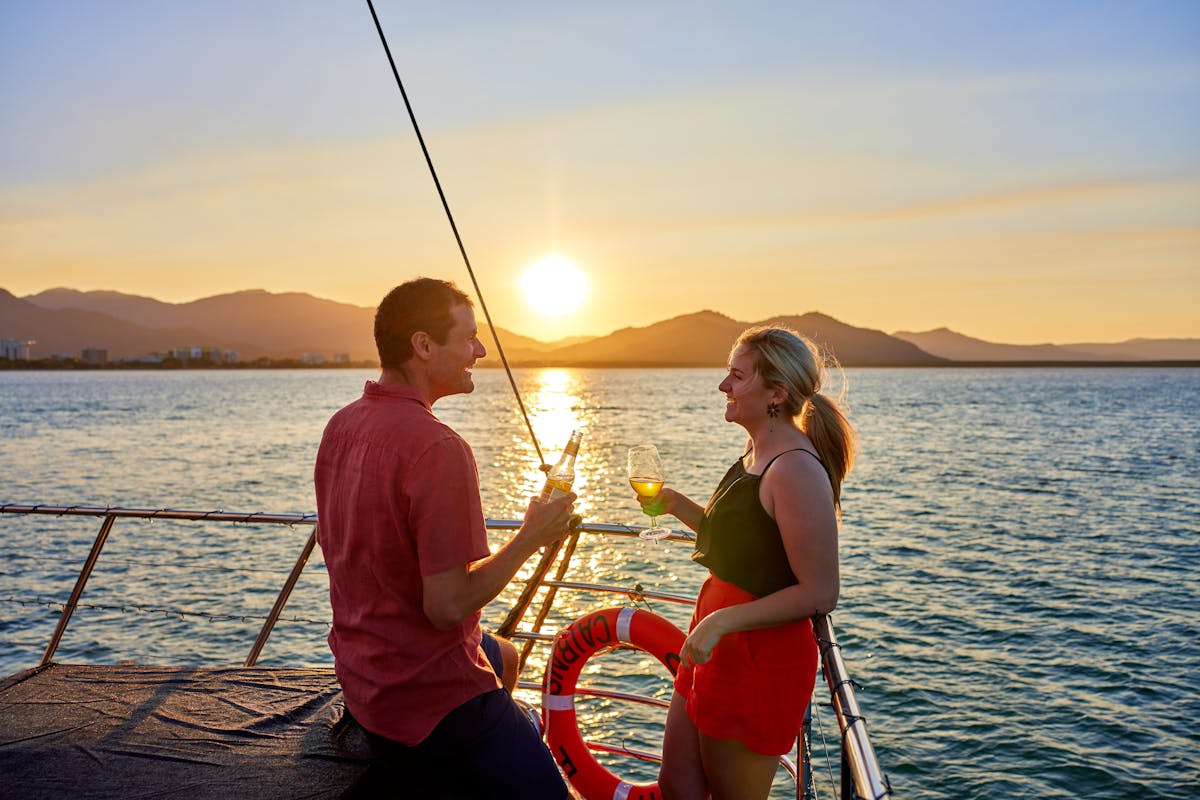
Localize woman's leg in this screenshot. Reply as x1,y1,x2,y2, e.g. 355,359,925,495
495,636,519,694
659,692,708,800
697,733,778,800
482,633,520,694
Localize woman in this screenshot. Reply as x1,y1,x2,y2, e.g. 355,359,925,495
638,326,855,800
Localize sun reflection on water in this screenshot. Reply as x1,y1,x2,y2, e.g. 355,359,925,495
519,369,594,515
529,369,582,454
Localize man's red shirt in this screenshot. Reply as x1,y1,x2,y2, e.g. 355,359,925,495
315,381,500,745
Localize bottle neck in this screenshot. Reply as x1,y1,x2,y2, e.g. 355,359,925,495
560,432,582,459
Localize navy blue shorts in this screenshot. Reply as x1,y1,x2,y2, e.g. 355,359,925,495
345,633,568,799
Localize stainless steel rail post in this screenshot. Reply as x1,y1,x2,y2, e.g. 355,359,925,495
800,705,813,800
814,615,889,800
245,524,319,667
40,513,117,666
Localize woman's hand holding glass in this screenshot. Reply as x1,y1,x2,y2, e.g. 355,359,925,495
635,485,680,517
628,444,670,540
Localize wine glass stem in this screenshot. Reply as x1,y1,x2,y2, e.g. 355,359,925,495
649,514,657,528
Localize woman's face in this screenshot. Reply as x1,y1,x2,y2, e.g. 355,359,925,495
718,345,778,426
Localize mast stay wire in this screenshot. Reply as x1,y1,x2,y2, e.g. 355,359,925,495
365,0,548,470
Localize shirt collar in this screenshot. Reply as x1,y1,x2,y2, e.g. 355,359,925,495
363,380,430,409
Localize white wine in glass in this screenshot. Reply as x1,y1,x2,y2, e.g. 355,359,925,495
628,444,669,540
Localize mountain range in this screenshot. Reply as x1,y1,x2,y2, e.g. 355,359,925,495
892,328,1200,362
2,288,1196,365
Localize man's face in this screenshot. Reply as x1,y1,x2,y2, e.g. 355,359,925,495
427,304,486,400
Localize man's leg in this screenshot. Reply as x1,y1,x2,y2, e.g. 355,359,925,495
422,635,567,799
351,689,565,800
447,689,568,799
343,727,443,799
354,634,565,799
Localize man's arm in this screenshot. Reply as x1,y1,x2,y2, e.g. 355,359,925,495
422,492,575,630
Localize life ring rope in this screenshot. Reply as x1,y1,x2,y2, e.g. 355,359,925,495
544,606,685,800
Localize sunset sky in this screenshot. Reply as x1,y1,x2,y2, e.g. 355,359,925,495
2,1,1198,343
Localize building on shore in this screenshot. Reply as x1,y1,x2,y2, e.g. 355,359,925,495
81,348,109,365
126,353,166,364
299,353,326,365
167,346,234,364
1,339,36,361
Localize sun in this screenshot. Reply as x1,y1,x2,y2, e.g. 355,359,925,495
519,255,588,317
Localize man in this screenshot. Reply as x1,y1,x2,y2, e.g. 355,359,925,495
316,278,574,798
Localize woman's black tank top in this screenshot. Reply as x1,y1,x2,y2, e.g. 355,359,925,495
692,448,824,598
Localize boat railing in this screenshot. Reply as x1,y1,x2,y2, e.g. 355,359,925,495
0,503,890,799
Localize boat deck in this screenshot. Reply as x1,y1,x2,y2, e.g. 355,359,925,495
0,504,890,799
0,663,371,799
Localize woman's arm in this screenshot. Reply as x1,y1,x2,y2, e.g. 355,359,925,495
637,486,705,533
681,452,839,666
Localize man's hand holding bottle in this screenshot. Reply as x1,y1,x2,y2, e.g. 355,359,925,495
522,491,577,548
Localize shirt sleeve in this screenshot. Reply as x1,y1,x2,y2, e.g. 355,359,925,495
407,434,491,576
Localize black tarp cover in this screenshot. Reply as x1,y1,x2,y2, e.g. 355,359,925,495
0,663,371,799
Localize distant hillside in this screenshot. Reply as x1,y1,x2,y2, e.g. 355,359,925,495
0,290,258,359
764,313,937,364
534,310,746,365
892,328,1082,361
538,334,598,351
28,288,180,328
894,328,1200,361
1057,339,1200,361
475,328,558,363
506,310,944,366
22,288,535,363
14,289,940,366
26,288,377,360
9,286,1193,366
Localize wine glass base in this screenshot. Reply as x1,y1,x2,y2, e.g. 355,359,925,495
638,527,671,541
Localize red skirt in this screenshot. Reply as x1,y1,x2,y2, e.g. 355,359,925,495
672,573,818,756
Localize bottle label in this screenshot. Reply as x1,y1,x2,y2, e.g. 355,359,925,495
540,477,573,502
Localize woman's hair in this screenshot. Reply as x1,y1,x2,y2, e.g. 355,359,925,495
375,278,472,369
734,325,857,507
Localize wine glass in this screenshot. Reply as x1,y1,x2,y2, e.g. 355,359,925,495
628,444,669,540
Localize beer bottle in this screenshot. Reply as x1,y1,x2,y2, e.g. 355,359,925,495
539,430,583,502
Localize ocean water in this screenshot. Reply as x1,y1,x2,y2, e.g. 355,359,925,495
1,367,1197,799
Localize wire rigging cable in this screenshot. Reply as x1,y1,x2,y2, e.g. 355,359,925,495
365,0,547,469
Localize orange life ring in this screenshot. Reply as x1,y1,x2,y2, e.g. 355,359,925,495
543,606,685,800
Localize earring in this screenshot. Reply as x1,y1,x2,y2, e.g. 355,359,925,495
766,402,780,419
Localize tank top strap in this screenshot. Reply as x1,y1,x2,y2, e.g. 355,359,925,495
759,447,824,478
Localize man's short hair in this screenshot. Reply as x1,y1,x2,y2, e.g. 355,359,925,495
375,279,473,369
